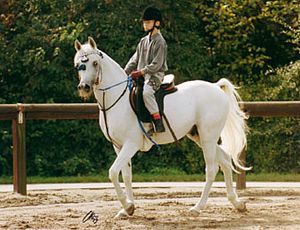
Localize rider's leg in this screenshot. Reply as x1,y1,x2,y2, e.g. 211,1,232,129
143,78,165,133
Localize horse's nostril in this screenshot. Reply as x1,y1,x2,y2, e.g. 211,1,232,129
84,84,90,91
78,83,91,92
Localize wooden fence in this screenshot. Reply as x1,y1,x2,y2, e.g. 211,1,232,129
0,101,300,195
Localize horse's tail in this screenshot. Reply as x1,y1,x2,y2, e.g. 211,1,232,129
216,78,251,172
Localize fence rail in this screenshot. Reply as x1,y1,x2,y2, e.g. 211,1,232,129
1,101,300,120
1,101,300,195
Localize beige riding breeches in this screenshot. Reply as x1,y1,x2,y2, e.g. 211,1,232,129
143,76,161,115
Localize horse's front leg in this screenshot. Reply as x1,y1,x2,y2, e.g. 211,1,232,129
109,143,138,218
114,146,134,208
122,160,134,213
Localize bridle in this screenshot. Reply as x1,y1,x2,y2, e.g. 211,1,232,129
98,77,131,111
75,50,104,85
75,49,132,110
76,49,132,149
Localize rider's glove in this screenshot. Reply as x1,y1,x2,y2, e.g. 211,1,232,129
130,70,143,79
124,69,130,75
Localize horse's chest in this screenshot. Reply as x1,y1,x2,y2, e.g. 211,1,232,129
99,113,125,141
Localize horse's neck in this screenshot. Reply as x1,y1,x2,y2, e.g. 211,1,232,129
102,54,126,82
94,54,129,112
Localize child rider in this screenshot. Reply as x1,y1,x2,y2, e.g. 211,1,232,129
125,6,168,134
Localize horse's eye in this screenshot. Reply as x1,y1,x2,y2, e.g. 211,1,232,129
93,61,98,67
76,64,86,71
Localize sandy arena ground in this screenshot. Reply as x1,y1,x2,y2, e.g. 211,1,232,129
0,184,299,230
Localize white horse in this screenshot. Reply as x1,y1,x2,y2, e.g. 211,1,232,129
74,37,250,218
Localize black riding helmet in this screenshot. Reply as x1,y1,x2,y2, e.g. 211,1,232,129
142,6,162,23
142,6,162,40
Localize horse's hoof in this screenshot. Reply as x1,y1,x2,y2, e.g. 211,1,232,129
236,201,247,212
114,209,129,219
125,202,135,216
189,206,200,214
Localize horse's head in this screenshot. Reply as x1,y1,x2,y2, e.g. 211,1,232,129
74,37,103,99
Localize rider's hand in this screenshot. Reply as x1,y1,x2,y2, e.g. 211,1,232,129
130,70,143,79
124,69,130,75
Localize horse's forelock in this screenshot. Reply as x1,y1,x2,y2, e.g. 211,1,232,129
74,45,93,62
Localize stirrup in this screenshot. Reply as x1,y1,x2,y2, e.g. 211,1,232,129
147,128,155,136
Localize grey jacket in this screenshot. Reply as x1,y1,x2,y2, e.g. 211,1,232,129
125,32,168,81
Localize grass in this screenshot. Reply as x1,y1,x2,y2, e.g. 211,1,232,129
0,172,299,184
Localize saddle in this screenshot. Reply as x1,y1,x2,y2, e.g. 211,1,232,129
129,74,177,123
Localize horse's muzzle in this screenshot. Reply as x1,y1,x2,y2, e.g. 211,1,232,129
77,83,91,92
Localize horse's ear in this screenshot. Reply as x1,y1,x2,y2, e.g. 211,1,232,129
88,36,97,49
75,39,82,51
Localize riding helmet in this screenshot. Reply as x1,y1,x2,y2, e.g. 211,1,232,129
142,6,162,23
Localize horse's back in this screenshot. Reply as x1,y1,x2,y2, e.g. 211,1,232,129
163,80,229,129
166,80,229,111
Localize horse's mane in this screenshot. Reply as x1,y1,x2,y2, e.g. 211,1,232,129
100,50,127,76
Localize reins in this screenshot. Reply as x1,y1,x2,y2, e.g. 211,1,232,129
97,78,131,112
97,77,131,150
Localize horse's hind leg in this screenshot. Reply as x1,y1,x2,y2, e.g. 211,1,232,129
216,146,246,211
190,141,219,213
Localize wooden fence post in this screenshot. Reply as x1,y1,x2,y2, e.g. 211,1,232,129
236,148,246,190
12,104,27,195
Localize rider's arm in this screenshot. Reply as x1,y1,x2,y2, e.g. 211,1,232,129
124,44,140,75
141,39,167,75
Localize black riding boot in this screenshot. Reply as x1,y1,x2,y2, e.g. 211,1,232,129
147,118,165,135
152,118,165,133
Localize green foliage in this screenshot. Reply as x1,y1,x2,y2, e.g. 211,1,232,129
193,0,299,83
0,122,12,175
0,0,299,177
247,117,300,173
24,120,115,176
262,60,300,100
